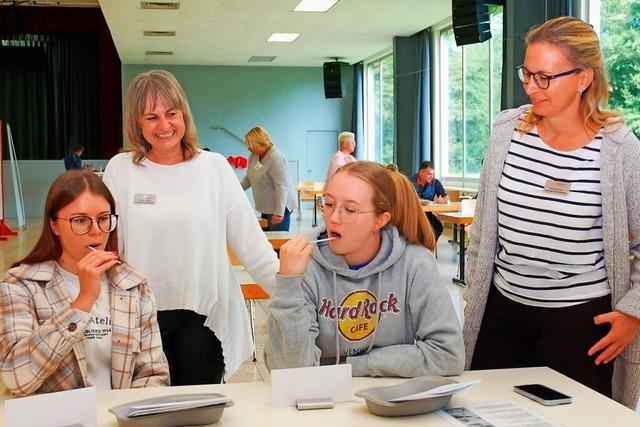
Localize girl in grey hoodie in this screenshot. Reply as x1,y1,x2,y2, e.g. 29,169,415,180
265,161,464,377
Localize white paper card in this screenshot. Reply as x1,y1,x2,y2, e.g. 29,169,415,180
5,386,97,427
271,364,352,407
388,380,481,402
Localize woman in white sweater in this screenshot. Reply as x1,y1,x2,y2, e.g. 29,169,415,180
103,70,278,385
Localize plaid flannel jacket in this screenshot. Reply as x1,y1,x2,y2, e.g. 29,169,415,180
0,261,170,396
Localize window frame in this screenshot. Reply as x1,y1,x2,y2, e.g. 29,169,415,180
363,48,394,163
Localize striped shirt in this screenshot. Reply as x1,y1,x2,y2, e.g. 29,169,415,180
493,127,610,308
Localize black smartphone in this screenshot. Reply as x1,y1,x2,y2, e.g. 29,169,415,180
513,384,572,406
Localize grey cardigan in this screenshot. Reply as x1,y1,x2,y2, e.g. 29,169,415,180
463,105,640,408
241,145,297,216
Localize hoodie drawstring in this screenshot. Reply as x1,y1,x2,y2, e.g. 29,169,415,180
333,270,340,365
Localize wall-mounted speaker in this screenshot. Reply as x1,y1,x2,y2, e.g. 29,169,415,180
452,0,493,47
323,61,347,99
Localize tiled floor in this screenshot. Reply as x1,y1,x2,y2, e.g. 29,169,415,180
0,211,464,386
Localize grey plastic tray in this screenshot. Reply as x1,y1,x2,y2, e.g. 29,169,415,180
109,393,234,427
354,376,456,417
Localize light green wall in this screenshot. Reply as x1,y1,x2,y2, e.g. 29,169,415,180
2,64,352,218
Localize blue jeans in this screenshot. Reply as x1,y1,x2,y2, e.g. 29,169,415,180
261,208,291,231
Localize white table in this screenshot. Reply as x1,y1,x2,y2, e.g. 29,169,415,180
2,367,637,426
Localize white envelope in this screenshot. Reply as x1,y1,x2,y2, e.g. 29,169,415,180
271,364,352,407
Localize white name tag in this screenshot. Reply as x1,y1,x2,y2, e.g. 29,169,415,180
544,180,571,194
271,364,352,407
133,193,157,205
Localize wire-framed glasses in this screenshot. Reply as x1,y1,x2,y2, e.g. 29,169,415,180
316,196,375,224
52,214,118,235
516,65,582,89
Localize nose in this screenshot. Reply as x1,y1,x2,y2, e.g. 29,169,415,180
157,116,171,130
326,206,343,224
523,78,539,95
88,218,102,236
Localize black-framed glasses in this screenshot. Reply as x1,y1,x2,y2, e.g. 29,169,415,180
316,196,375,224
516,65,582,89
53,214,118,235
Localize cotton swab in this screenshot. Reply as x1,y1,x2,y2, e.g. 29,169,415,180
309,236,338,244
86,245,122,264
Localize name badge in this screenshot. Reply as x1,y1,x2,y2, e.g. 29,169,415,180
254,162,263,171
544,180,571,194
134,193,157,205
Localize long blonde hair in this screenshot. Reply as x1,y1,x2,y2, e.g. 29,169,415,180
332,162,435,252
123,70,200,165
518,16,621,134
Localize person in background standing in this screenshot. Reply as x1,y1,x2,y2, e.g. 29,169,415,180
64,145,84,171
327,131,357,179
409,161,449,241
241,126,297,232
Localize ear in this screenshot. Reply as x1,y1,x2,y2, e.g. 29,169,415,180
50,219,60,236
374,212,391,231
579,68,594,91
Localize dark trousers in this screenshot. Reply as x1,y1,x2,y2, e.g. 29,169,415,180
262,208,292,231
471,285,614,397
157,309,225,385
426,212,444,241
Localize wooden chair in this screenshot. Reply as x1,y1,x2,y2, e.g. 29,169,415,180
228,247,270,362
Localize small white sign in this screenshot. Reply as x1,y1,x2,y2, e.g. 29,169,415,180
271,364,352,407
5,386,97,427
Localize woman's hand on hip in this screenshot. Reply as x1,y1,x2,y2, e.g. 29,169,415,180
588,310,640,365
278,236,313,276
271,214,283,224
72,250,118,312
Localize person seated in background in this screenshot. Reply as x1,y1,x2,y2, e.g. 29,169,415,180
385,163,399,172
327,131,357,178
0,171,169,396
410,160,449,241
265,161,464,377
64,144,84,171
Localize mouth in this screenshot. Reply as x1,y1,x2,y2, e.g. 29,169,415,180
155,130,175,138
86,243,102,249
328,230,342,240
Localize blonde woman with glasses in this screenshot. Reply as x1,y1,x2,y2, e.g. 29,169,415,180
265,161,464,377
464,17,640,408
0,171,169,396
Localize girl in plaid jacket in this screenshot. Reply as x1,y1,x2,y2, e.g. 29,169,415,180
0,171,169,396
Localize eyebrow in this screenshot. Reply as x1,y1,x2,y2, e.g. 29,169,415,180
324,195,364,205
66,210,111,217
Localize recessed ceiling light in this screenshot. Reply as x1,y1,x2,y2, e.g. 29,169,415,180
141,2,180,10
145,51,173,55
294,0,339,12
249,56,277,62
143,31,176,37
267,33,300,43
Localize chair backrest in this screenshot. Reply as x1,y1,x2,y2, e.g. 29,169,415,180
461,199,477,216
447,190,461,202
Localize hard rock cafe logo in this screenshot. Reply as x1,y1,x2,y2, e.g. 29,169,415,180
317,290,400,341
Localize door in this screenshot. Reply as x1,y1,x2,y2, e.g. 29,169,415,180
306,130,338,181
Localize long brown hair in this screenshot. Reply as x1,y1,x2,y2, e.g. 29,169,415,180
331,161,436,252
124,70,200,165
519,16,621,134
13,171,119,267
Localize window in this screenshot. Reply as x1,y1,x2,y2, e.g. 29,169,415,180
437,8,503,184
589,0,640,136
365,54,394,164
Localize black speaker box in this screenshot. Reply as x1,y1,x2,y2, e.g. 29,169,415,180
452,0,492,47
323,61,347,99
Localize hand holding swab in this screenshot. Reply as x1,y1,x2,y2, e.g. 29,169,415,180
86,245,122,264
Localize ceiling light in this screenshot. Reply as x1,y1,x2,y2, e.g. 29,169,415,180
145,51,173,55
143,31,176,37
140,2,180,10
267,33,300,43
249,56,277,62
294,0,339,12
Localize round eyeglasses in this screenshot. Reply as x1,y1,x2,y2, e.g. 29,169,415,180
53,214,118,235
316,196,375,224
516,65,582,89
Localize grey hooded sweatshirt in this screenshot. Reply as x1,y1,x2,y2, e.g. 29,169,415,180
265,225,465,377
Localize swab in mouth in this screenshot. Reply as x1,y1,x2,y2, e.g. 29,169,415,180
309,236,338,245
86,245,122,264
